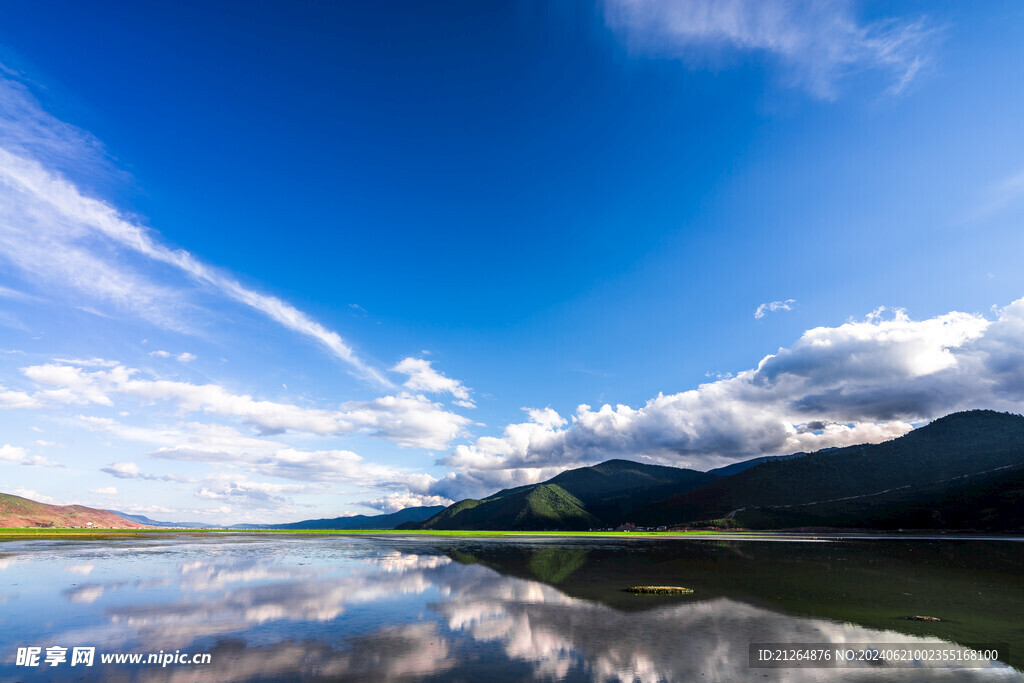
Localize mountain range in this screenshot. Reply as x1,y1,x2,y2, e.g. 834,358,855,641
409,460,716,530
404,410,1024,532
111,506,445,530
4,410,1022,532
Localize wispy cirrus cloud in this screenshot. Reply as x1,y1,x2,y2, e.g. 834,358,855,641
754,298,795,319
603,0,935,99
149,350,196,362
101,460,196,483
0,69,391,388
971,167,1024,221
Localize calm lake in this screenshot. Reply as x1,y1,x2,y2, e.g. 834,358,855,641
0,534,1021,681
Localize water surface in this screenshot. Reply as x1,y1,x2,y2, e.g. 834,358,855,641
0,534,1021,681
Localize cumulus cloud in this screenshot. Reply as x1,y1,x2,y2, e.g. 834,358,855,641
433,300,1024,499
754,298,796,319
392,357,473,406
0,69,391,387
0,384,43,409
21,363,115,406
603,0,934,99
15,361,470,449
0,443,61,467
357,493,454,514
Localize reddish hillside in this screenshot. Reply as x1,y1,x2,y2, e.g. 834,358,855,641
0,492,145,528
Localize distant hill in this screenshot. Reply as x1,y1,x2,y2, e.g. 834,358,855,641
251,505,446,530
633,410,1024,530
409,459,718,530
1,493,145,528
113,506,446,530
109,512,217,528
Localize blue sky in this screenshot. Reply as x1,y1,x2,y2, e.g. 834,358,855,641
1,1,1023,523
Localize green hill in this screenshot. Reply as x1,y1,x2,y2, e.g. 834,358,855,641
417,484,600,530
633,410,1024,528
411,459,717,530
546,459,718,521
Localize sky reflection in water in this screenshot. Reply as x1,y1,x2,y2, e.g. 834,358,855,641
0,535,1020,681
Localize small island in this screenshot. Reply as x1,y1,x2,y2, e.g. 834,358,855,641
626,586,694,595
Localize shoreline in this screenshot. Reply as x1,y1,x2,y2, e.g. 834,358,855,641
2,527,1023,542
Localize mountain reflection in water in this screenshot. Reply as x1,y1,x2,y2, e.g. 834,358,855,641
0,534,1020,681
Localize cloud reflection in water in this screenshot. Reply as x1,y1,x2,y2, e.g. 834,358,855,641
0,536,1017,681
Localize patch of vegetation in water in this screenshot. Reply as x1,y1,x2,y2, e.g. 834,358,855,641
626,586,694,595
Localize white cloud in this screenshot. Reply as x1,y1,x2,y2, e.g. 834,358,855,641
0,384,43,409
151,350,197,363
193,473,329,509
100,460,196,483
603,0,934,99
357,493,454,514
0,70,391,387
101,461,142,478
432,299,1024,500
754,299,795,319
52,357,120,367
0,443,61,468
114,503,232,519
0,284,36,301
85,417,442,503
88,486,117,495
10,487,58,504
392,357,473,405
21,363,116,406
14,361,471,449
0,444,28,461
